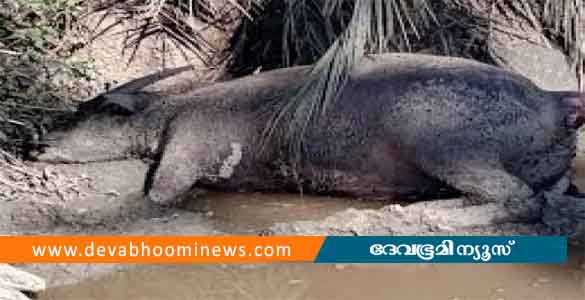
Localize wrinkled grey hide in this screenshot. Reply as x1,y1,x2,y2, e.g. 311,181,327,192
37,53,585,238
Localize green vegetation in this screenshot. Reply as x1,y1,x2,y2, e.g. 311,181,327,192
0,0,94,153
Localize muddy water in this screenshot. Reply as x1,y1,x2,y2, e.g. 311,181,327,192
41,161,585,300
40,199,585,300
183,192,386,234
41,250,585,300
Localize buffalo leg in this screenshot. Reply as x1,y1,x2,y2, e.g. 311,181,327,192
410,160,544,228
145,114,245,205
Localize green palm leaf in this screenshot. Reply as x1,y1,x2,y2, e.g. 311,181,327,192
263,0,437,170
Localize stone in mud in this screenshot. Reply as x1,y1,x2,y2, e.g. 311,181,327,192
0,264,45,300
37,53,585,238
0,286,30,300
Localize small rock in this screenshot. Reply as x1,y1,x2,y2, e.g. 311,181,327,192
0,286,30,300
42,167,52,181
288,279,303,285
105,190,120,197
537,277,550,283
435,224,455,232
334,264,346,270
0,264,45,293
495,287,505,293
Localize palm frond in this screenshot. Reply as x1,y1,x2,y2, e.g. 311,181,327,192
225,0,340,76
263,0,438,169
91,0,266,66
281,0,346,67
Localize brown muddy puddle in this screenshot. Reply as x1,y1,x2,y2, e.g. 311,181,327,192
183,192,386,234
40,159,585,300
41,251,584,300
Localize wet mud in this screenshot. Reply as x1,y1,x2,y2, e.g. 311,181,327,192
0,156,582,299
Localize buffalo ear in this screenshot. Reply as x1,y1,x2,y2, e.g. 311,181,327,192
98,93,149,115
